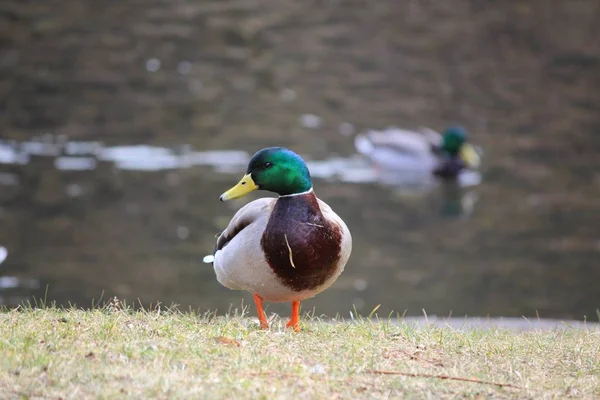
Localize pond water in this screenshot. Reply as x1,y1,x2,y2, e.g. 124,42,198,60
1,0,599,320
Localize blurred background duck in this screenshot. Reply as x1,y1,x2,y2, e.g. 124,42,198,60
354,126,482,179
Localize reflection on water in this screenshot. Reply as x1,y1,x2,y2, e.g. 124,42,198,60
0,138,481,189
0,139,250,173
0,276,39,290
1,135,598,320
437,184,479,219
0,247,7,265
0,247,40,306
1,0,599,321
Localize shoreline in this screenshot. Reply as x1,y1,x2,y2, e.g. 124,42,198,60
395,316,599,331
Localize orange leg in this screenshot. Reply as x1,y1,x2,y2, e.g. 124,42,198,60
285,301,301,332
253,293,269,329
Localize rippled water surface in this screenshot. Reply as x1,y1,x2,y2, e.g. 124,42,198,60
1,0,599,319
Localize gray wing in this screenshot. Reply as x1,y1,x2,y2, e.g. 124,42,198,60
214,198,275,254
355,127,438,157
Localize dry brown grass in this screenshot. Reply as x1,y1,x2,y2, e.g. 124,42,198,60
0,304,598,399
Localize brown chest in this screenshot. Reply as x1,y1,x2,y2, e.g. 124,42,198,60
260,193,342,292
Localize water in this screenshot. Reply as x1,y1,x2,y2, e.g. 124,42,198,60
1,0,599,320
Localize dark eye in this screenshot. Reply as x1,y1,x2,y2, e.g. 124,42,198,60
264,162,272,168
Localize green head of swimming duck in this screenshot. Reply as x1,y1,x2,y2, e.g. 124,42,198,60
220,147,312,201
441,126,468,156
438,126,481,171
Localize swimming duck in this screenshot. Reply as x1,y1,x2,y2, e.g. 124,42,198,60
205,147,352,332
354,126,481,179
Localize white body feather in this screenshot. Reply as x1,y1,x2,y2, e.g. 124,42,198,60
354,126,443,171
212,197,352,303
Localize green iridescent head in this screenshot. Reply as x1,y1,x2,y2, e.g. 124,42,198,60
439,126,481,169
441,126,468,156
220,147,312,200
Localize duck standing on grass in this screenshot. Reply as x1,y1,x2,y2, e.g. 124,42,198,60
204,147,352,332
354,126,482,179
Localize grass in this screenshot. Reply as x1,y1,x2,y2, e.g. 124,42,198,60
0,303,598,399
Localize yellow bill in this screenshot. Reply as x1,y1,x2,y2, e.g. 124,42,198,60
219,174,258,201
459,144,481,169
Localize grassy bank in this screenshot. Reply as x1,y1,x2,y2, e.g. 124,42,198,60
0,306,598,399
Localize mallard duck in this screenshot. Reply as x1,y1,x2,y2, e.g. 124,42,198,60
204,147,352,332
354,126,481,179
